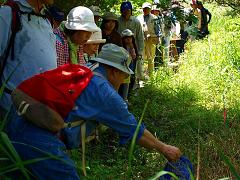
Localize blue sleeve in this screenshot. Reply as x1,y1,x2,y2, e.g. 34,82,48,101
0,6,12,58
72,76,145,145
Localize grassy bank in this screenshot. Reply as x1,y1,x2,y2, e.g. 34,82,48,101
76,4,240,179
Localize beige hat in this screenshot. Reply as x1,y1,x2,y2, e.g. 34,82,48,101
86,27,106,44
89,5,102,16
102,12,118,21
142,2,152,9
65,6,99,32
92,43,134,75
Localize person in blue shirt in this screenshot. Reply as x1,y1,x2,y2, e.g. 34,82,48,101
7,44,182,179
0,0,57,114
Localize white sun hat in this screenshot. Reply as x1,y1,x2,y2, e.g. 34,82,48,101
91,43,134,75
121,29,134,37
86,27,106,44
65,6,99,32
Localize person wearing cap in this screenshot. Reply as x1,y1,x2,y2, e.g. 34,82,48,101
6,43,182,178
119,29,138,100
83,27,106,62
0,0,57,116
55,6,99,67
99,12,122,50
89,5,102,25
137,2,162,75
118,1,145,86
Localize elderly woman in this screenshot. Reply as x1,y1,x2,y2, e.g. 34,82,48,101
55,6,99,66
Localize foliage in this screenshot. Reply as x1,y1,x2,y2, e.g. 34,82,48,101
207,0,240,12
72,3,240,179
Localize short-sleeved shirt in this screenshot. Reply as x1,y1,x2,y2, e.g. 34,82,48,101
0,0,57,110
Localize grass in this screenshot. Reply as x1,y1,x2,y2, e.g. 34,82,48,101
72,4,240,179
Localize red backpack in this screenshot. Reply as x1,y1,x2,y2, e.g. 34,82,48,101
12,64,93,131
11,63,95,176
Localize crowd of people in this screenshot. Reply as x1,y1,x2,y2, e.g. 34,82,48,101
0,0,211,178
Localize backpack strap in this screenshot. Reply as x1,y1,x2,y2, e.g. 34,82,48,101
0,0,21,83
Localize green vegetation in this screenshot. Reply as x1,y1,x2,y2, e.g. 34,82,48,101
71,4,240,179
0,2,240,180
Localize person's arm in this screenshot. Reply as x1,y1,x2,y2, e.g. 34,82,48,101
135,17,144,56
138,129,182,162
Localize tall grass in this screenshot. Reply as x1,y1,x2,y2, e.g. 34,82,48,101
75,3,240,179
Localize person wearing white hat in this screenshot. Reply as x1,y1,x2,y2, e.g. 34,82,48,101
119,29,138,101
83,27,106,62
55,6,99,67
137,2,162,75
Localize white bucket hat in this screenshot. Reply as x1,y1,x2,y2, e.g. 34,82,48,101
92,43,134,75
121,29,134,37
65,6,99,32
86,27,106,44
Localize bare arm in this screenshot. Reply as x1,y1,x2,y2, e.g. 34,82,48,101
137,129,182,162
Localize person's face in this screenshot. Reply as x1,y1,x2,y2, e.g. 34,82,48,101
143,7,151,15
123,36,133,45
94,16,101,23
71,31,92,45
83,43,100,56
104,20,116,32
121,9,131,20
108,67,129,90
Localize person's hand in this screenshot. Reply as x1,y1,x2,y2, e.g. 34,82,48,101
162,144,182,162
